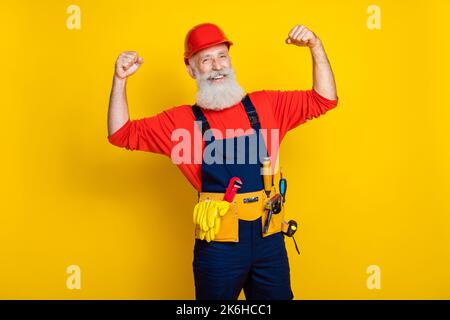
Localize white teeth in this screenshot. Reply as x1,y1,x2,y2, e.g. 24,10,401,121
211,75,224,80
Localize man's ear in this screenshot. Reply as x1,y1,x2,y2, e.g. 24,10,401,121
186,64,196,79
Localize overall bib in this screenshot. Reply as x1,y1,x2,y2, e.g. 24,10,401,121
192,94,294,300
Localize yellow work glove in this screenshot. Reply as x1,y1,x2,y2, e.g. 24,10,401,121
193,200,230,242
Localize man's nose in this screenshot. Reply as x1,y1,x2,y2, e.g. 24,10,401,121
212,58,222,70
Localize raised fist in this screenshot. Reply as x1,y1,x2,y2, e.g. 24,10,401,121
115,51,144,79
285,25,320,48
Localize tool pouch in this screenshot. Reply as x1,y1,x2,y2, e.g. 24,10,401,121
194,190,288,242
195,192,239,242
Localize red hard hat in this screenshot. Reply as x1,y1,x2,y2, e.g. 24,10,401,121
184,23,233,65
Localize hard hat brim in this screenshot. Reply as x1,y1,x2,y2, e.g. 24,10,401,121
184,40,233,65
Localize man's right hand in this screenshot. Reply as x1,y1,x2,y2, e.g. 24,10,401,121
114,51,144,80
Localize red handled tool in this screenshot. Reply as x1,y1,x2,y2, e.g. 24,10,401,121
223,177,243,202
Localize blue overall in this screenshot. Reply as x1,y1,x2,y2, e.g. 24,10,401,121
192,95,294,300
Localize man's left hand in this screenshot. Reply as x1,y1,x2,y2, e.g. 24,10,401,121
285,25,320,49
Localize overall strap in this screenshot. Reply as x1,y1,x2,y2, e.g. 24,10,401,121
241,95,261,131
192,104,210,136
242,94,269,160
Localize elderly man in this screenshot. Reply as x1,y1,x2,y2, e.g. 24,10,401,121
107,23,338,300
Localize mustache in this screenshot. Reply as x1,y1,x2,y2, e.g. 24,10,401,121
197,68,231,81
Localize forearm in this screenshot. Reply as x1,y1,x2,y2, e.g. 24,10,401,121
310,40,337,100
108,75,130,136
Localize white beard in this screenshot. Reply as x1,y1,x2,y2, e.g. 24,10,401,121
194,66,245,111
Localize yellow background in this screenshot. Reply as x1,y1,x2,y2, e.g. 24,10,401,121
1,0,449,299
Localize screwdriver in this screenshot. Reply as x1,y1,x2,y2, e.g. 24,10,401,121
279,167,287,203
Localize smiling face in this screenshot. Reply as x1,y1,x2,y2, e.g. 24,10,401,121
186,43,245,110
187,43,231,82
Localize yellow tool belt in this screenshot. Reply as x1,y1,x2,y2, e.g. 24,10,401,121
194,189,290,242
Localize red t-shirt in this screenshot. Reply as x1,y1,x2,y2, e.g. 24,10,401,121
108,88,338,191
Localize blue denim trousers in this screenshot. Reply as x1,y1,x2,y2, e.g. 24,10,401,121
193,218,294,300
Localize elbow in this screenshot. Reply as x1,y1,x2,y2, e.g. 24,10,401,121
312,86,338,103
108,135,127,149
311,89,338,112
107,119,133,149
324,90,338,102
